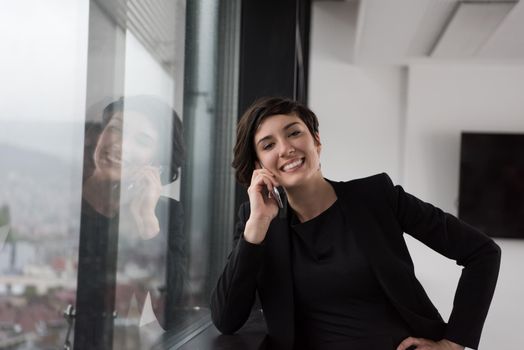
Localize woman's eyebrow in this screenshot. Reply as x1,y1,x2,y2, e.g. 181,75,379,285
112,113,124,123
256,135,272,146
283,122,299,130
256,122,300,146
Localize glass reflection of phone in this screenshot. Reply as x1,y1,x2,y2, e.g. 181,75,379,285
121,165,162,197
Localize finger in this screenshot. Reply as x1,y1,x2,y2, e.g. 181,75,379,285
144,164,162,177
251,168,276,181
251,172,279,190
143,168,162,188
126,167,143,182
141,216,160,238
133,165,160,185
248,178,277,203
255,173,279,193
250,175,274,195
259,169,277,181
397,337,424,350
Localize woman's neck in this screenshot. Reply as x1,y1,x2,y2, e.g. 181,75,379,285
82,171,121,217
285,174,337,223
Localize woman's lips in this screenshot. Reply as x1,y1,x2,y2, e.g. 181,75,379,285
103,151,122,165
280,158,304,172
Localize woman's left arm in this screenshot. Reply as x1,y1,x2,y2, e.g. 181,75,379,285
381,173,501,349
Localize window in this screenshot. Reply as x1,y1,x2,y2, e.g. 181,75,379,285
0,0,240,348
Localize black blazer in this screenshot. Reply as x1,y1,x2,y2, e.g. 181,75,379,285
210,173,501,350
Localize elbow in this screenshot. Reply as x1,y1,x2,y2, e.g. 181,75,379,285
210,294,239,335
211,309,238,335
493,240,502,269
458,238,502,273
485,239,502,291
487,239,502,264
213,323,237,335
478,239,502,278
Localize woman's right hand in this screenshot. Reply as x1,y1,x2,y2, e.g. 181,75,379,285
244,165,280,244
126,165,162,239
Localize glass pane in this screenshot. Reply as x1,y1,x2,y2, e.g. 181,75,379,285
79,95,186,350
1,0,239,348
74,0,188,347
0,0,89,348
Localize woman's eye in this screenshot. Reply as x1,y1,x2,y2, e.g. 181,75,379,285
262,143,274,150
108,125,122,133
289,130,301,137
136,134,155,148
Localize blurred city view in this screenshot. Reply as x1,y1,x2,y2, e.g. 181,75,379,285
1,3,89,346
0,130,82,348
0,133,172,348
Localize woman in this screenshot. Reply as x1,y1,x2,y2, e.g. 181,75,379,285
210,97,500,350
75,96,186,349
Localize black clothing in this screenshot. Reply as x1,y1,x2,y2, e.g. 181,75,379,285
114,197,186,328
210,173,501,350
290,200,410,349
74,198,119,349
74,197,186,349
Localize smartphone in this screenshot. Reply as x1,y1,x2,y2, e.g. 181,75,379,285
271,187,284,209
258,162,284,209
121,165,163,197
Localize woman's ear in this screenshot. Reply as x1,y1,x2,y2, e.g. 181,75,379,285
314,132,322,153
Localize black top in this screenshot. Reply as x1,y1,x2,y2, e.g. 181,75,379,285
210,174,501,350
74,197,187,349
290,200,411,350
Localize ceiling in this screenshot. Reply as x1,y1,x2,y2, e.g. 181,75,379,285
328,0,524,64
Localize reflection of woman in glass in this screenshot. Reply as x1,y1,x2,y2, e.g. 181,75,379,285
75,96,186,349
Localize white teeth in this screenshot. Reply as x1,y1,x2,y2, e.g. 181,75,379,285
106,154,121,163
282,159,303,171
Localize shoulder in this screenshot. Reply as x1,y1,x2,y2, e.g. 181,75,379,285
327,173,399,212
328,172,394,196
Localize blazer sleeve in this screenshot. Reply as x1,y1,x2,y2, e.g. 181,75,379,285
210,202,265,334
381,173,501,349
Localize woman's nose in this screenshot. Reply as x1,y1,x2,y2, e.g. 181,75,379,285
122,140,140,163
278,140,295,157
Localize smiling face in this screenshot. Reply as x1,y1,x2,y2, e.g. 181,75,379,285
254,113,322,189
94,111,160,181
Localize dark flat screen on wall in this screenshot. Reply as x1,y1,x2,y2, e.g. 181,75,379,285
458,132,524,239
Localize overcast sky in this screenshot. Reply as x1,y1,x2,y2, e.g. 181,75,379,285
0,0,89,123
0,0,175,159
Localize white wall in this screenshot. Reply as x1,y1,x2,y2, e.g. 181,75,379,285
404,63,524,213
404,62,524,350
309,1,407,183
310,2,524,349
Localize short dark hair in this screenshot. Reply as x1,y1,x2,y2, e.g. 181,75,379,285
232,97,319,187
102,95,186,184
